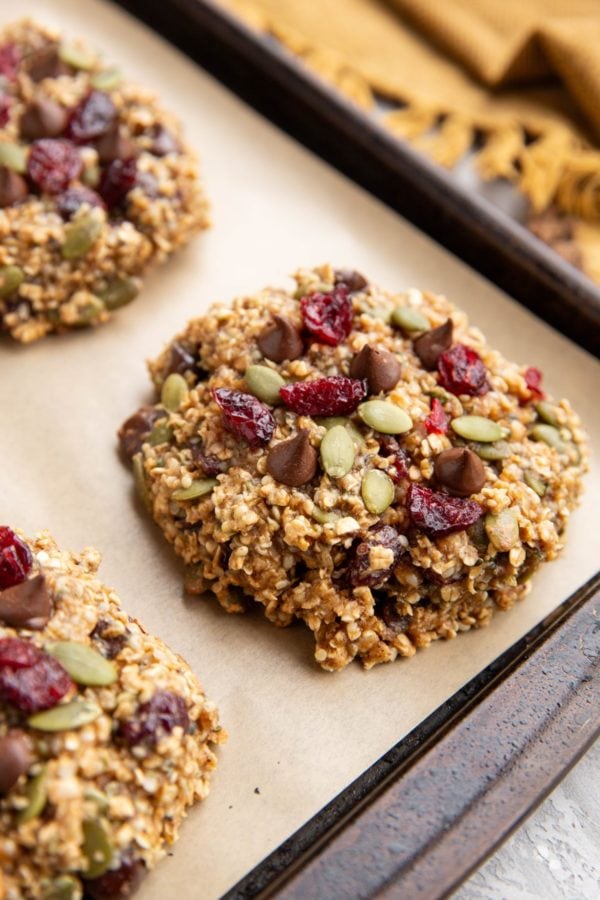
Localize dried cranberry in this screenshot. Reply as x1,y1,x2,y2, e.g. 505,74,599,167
424,398,449,434
376,599,411,634
0,638,72,713
345,524,404,588
66,91,117,143
0,95,11,128
280,376,366,416
523,366,545,401
56,184,105,219
148,125,179,157
0,43,19,81
301,285,353,346
118,691,189,748
213,388,275,447
407,483,482,537
378,436,409,482
84,854,146,897
0,527,32,590
27,139,82,194
98,157,137,208
437,344,489,397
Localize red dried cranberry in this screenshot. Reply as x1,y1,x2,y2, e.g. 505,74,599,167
27,139,82,194
67,91,117,144
0,527,32,590
424,398,449,434
98,157,137,208
346,524,404,588
0,638,72,713
437,344,489,397
56,184,105,219
0,43,19,81
301,285,353,346
279,376,366,416
213,388,275,447
118,691,189,748
523,366,545,401
0,95,11,128
84,854,146,897
407,483,482,537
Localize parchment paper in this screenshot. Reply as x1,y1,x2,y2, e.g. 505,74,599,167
2,2,599,896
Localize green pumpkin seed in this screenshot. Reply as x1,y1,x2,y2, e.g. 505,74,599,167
132,453,151,511
90,67,122,91
361,469,395,514
58,42,97,70
425,387,452,402
320,425,356,478
535,401,560,427
316,417,365,447
530,423,568,453
42,876,81,900
161,373,188,411
369,307,393,324
391,306,430,333
0,265,24,299
358,400,413,435
470,440,510,461
311,507,339,524
61,211,104,260
82,164,100,188
28,699,102,732
75,296,105,324
82,819,114,879
245,365,285,405
84,787,109,812
98,277,139,311
524,471,547,497
0,142,27,173
451,415,506,443
172,478,217,501
18,766,48,824
485,508,519,551
148,419,173,446
46,642,117,687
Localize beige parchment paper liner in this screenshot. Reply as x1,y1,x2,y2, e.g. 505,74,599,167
1,1,599,897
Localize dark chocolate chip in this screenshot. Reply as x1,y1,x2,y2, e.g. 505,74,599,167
334,269,368,293
19,98,68,140
167,341,198,377
266,430,317,486
0,730,32,795
376,599,411,634
345,524,404,588
434,447,485,497
349,344,401,394
25,45,71,82
0,166,28,207
149,125,179,157
413,319,453,370
118,407,165,459
257,315,303,363
91,619,127,660
189,439,229,476
96,125,136,164
0,574,51,630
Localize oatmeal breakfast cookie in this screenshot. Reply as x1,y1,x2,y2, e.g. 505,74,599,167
0,19,209,342
0,527,223,898
119,265,587,672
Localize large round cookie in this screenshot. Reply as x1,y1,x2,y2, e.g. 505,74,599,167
119,264,587,671
0,19,209,342
0,527,223,898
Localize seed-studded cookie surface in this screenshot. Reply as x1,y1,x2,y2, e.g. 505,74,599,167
120,264,587,672
0,19,209,342
0,527,223,899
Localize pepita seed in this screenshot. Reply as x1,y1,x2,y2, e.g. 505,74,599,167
172,478,217,501
311,507,339,524
391,306,430,333
320,425,356,478
0,265,24,299
58,42,97,70
42,876,81,900
470,440,510,461
84,787,109,812
148,419,173,446
75,296,105,324
90,67,122,90
369,307,393,323
0,142,27,173
451,415,505,443
245,365,285,405
61,211,104,260
82,164,100,187
524,471,547,497
132,453,151,511
535,401,560,427
82,819,114,879
361,469,395,514
18,766,48,824
358,400,412,435
28,699,102,732
98,277,139,311
46,642,117,686
530,423,568,452
317,417,365,448
485,508,519,551
161,373,188,411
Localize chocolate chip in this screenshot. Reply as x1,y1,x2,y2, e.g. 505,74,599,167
25,45,71,82
19,98,68,140
149,125,179,157
118,407,165,459
91,619,127,660
0,166,28,207
257,315,303,363
96,125,136,164
345,524,404,588
266,430,317,486
349,345,401,394
413,319,453,370
167,341,198,377
189,439,229,476
434,447,485,497
376,599,411,634
0,730,32,795
334,269,368,293
0,574,51,630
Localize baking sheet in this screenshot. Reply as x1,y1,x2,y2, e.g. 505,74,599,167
2,1,600,896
